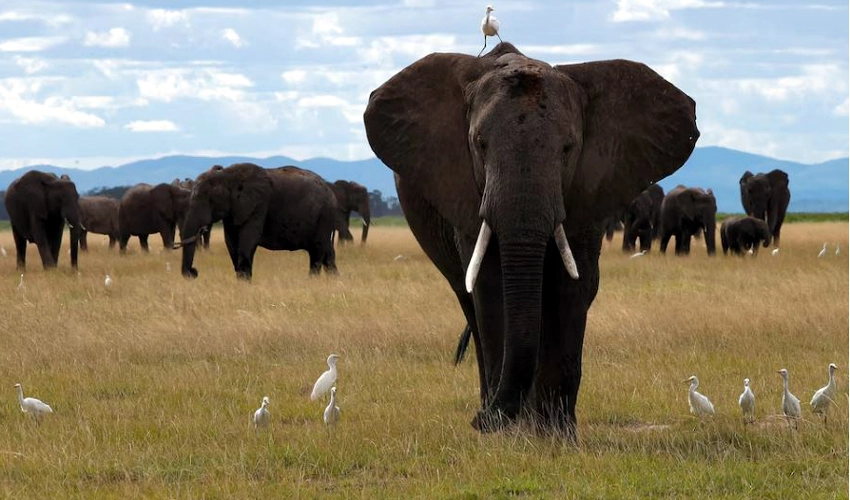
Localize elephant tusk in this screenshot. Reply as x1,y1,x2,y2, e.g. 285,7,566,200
465,221,492,293
554,224,580,280
174,235,198,249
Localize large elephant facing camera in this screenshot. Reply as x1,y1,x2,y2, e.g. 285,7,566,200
659,186,717,256
622,184,664,252
178,163,338,280
4,170,82,270
118,183,191,253
328,180,371,244
364,43,699,436
739,169,790,248
720,216,770,256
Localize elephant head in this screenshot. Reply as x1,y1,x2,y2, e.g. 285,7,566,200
364,43,698,431
739,171,769,220
179,163,272,278
51,176,83,268
331,180,371,243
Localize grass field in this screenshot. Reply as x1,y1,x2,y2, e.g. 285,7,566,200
0,223,847,499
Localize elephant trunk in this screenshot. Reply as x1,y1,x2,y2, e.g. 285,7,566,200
704,219,717,255
62,199,82,269
179,205,209,279
360,202,371,244
181,239,198,278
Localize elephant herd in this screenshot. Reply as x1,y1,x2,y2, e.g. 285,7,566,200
601,169,790,257
3,164,371,278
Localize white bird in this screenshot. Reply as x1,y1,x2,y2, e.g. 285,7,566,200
311,354,340,401
14,383,53,423
253,396,270,429
629,250,647,259
165,261,172,272
810,363,837,424
818,242,827,258
683,375,715,418
17,273,24,292
478,5,502,57
104,274,113,287
0,245,6,257
323,387,341,427
836,243,841,256
738,378,755,423
777,368,801,429
393,254,405,261
771,248,780,256
746,248,754,255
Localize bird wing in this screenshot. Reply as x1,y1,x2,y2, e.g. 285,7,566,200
311,371,332,401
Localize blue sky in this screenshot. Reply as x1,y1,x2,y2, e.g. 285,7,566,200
0,0,846,170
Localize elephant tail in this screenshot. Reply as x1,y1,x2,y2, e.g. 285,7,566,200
454,324,472,365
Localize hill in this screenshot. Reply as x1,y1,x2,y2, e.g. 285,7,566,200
0,146,846,212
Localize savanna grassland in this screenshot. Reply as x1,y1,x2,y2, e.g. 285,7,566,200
0,222,847,499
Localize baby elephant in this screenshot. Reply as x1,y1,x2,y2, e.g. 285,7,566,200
720,216,771,256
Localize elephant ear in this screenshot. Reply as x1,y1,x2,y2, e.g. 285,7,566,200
230,166,271,226
555,60,699,223
364,50,499,233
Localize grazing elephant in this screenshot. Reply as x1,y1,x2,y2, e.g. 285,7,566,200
622,184,664,252
720,216,770,256
118,183,191,253
177,163,338,280
4,170,82,270
173,177,212,249
601,211,623,243
78,196,120,250
739,169,790,248
328,180,371,244
363,43,699,436
659,186,717,256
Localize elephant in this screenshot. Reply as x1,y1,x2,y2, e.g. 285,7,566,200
622,184,664,252
720,216,770,256
363,43,699,436
739,169,790,248
4,170,82,270
78,196,120,250
328,180,371,244
601,212,623,243
177,163,338,280
118,183,191,253
172,177,212,249
659,186,717,256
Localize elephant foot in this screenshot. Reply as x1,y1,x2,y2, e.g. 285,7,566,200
182,267,198,279
470,401,521,433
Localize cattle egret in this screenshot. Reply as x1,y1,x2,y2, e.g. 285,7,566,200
393,254,405,261
811,363,837,424
104,274,113,287
14,383,53,423
683,375,715,418
0,246,6,257
738,378,755,423
818,243,827,258
478,5,502,57
323,387,341,426
311,354,340,401
777,368,801,429
629,250,647,259
836,243,841,256
771,248,780,256
747,248,754,255
17,274,24,292
253,396,270,429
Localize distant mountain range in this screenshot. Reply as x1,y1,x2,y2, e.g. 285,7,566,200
0,146,846,212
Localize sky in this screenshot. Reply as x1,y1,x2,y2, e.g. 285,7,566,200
0,0,847,170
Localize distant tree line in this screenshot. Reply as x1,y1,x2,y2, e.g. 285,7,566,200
0,186,404,220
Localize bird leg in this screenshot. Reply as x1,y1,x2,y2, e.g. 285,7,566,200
496,33,502,42
478,36,487,57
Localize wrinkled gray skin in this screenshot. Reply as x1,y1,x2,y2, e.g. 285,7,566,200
79,196,120,250
328,180,371,244
173,177,212,249
179,163,338,280
622,184,664,252
364,43,699,437
659,186,717,256
720,216,770,256
118,183,191,253
4,170,82,270
739,169,790,248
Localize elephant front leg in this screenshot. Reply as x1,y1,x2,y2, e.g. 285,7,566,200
12,228,27,270
234,222,262,280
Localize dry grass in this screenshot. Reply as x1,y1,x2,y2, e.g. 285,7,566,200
0,223,846,499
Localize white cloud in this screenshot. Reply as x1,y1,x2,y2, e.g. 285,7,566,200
358,34,457,65
612,0,725,22
834,97,849,117
136,69,254,102
125,120,179,132
0,79,105,128
84,28,131,48
221,28,244,48
0,11,72,26
13,56,46,74
296,12,361,49
653,27,706,40
523,44,599,56
715,64,846,101
147,9,188,31
281,69,308,85
0,36,66,52
297,95,364,123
